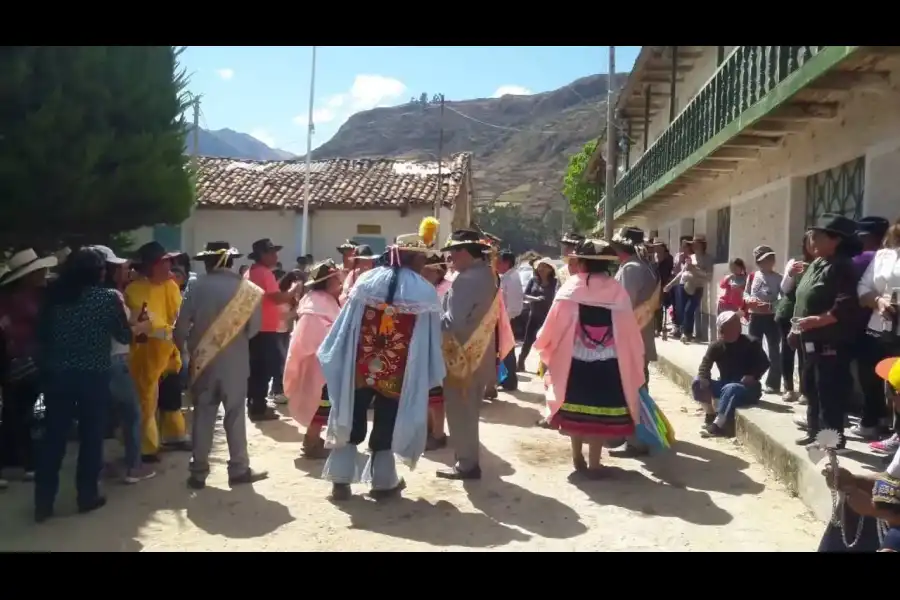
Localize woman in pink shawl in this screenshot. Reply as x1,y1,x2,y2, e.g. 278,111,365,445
283,260,343,459
533,239,646,478
422,254,453,449
339,244,377,305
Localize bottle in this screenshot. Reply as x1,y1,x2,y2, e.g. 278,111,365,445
135,302,150,343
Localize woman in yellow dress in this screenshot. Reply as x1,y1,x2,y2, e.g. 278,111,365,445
125,242,187,463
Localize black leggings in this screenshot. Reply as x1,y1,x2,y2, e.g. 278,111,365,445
519,313,546,367
802,341,852,442
855,331,900,430
348,389,398,452
776,316,804,394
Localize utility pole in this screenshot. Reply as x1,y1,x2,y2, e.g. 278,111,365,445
186,93,202,258
300,46,317,257
604,46,617,240
415,93,445,238
191,95,201,162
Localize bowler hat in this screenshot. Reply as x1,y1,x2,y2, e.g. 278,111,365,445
248,238,283,261
856,216,890,240
810,213,857,238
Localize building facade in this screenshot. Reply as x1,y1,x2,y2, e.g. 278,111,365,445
133,153,473,269
597,46,900,339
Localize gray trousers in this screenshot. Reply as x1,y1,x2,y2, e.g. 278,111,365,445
189,369,250,478
443,383,482,471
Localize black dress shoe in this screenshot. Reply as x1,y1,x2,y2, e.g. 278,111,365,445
186,476,206,490
228,468,269,486
77,496,107,514
142,454,161,464
34,507,54,524
436,466,482,480
248,409,280,422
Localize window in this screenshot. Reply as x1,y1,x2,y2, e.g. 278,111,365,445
805,157,865,227
356,224,382,235
715,207,731,263
351,235,386,254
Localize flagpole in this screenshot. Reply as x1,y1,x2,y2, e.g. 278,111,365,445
300,46,317,256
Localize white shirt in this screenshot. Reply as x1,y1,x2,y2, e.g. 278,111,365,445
500,269,525,320
858,248,900,332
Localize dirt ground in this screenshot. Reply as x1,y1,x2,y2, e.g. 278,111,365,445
0,366,822,552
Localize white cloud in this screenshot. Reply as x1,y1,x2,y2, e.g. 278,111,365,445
250,128,276,148
216,68,234,81
293,74,406,128
492,85,532,98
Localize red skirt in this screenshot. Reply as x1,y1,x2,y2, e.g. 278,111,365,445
310,385,331,427
428,386,444,406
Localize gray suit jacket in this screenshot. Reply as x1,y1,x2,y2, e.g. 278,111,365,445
442,260,497,386
616,257,658,362
173,269,262,387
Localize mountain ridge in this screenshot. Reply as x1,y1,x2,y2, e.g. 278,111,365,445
189,126,296,161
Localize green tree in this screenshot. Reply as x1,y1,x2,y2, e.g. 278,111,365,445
0,46,194,251
563,139,600,231
473,204,557,255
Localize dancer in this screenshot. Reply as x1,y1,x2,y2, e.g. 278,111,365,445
438,230,502,480
533,240,646,478
336,239,360,274
422,252,452,450
318,222,446,501
124,242,187,463
283,260,343,459
340,244,377,304
174,242,268,489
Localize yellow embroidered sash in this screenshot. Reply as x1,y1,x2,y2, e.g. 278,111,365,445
190,279,264,384
634,284,661,331
442,291,501,388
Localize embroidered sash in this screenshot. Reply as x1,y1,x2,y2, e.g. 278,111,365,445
190,279,263,384
443,291,501,387
634,284,661,331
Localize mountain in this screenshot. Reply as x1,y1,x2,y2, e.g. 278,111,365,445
189,126,296,161
310,73,621,215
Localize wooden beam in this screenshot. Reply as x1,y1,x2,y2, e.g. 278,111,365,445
669,47,678,123
643,87,650,151
806,70,891,92
745,120,807,136
711,147,760,160
677,50,705,60
767,102,839,121
723,136,781,149
642,75,685,84
693,159,740,172
646,65,693,75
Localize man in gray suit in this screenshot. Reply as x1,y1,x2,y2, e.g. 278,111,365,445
173,241,269,490
437,230,498,481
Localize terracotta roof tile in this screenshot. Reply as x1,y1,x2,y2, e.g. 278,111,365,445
195,153,471,210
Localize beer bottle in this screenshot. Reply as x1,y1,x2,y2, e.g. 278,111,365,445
135,302,150,343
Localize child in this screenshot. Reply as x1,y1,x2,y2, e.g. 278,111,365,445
743,245,783,394
717,258,746,314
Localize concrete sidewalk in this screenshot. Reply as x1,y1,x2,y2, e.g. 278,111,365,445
653,337,888,522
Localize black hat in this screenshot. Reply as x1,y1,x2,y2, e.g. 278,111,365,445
305,259,341,288
442,229,491,251
353,244,377,260
424,254,448,269
571,239,620,262
809,213,857,239
336,239,359,253
132,241,181,265
193,241,243,261
610,227,646,249
248,238,283,261
856,216,890,240
560,232,585,247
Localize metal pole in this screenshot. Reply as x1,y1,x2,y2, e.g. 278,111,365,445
300,46,317,256
186,95,201,258
434,94,445,232
604,46,617,240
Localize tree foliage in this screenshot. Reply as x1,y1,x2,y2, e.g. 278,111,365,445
0,46,194,251
473,203,559,256
563,139,600,232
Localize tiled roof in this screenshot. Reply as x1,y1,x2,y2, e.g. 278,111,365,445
195,153,472,210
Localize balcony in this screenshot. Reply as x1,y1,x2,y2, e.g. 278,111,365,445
611,46,894,221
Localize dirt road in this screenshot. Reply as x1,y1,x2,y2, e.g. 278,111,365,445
0,367,821,551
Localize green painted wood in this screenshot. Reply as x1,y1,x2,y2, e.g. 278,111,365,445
613,46,859,220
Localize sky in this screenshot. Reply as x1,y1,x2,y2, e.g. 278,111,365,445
180,46,640,154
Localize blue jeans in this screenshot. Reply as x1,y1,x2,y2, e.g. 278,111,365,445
691,378,761,421
676,285,704,338
109,354,142,470
35,370,111,512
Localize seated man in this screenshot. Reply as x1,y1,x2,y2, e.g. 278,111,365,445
692,310,769,438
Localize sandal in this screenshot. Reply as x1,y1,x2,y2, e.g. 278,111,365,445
302,440,330,459
426,435,448,451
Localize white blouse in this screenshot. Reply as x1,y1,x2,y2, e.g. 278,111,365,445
857,248,900,332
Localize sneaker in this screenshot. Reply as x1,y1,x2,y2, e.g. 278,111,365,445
272,393,289,405
781,391,798,403
849,424,882,441
870,434,900,455
793,414,808,429
123,465,157,484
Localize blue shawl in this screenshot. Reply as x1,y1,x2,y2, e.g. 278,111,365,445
317,265,446,468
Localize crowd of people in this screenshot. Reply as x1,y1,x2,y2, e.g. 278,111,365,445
0,211,896,551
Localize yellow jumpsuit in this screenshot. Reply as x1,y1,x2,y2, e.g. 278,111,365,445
124,278,186,456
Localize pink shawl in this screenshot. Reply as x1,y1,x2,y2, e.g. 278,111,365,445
283,290,342,429
532,273,645,422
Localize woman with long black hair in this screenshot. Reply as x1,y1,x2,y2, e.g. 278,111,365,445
517,258,557,372
791,214,861,451
34,248,152,522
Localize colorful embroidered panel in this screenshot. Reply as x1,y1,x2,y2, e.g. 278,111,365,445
355,305,416,399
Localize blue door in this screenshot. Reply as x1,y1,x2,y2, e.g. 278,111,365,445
153,225,182,252
351,235,386,255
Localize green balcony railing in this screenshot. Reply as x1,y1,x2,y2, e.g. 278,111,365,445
613,46,857,218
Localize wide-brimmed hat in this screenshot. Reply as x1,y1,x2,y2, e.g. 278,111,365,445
610,227,646,249
423,254,448,270
131,241,182,266
392,233,436,253
691,233,708,244
0,249,58,287
336,239,359,253
249,238,283,261
876,357,900,391
856,216,890,240
809,213,857,239
570,239,620,262
534,258,558,274
560,232,585,247
442,229,492,252
482,232,502,247
304,259,341,288
193,241,243,261
90,245,128,265
645,237,666,248
353,245,377,260
753,245,776,262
